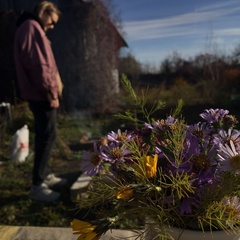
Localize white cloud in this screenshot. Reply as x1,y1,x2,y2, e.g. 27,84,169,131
123,2,240,41
215,28,240,36
197,0,239,12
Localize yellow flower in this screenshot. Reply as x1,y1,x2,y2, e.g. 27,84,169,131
143,154,158,178
115,185,133,200
71,219,99,240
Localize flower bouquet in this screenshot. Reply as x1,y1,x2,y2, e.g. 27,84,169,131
71,75,240,240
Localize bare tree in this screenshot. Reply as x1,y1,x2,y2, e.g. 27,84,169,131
119,53,142,84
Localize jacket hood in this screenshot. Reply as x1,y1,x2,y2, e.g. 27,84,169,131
16,11,44,29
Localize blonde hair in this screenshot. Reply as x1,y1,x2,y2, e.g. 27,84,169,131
33,1,61,19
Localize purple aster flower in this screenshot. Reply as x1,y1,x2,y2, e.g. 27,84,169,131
215,128,240,151
195,168,215,186
217,140,240,172
81,143,104,176
187,122,212,140
179,168,215,215
183,133,202,160
222,196,240,227
100,141,132,164
172,131,218,173
200,108,229,124
145,116,177,132
107,129,135,144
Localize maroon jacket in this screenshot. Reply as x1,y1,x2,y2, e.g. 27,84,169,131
14,13,59,101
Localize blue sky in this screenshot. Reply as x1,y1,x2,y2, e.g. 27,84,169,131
111,0,240,67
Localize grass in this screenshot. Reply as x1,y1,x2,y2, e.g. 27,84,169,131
0,103,109,227
0,159,74,227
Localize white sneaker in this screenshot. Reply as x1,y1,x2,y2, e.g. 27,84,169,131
44,174,68,189
29,183,60,202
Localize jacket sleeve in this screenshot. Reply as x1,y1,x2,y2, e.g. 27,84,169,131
18,20,58,100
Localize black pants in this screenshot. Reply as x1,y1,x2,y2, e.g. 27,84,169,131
29,101,57,186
